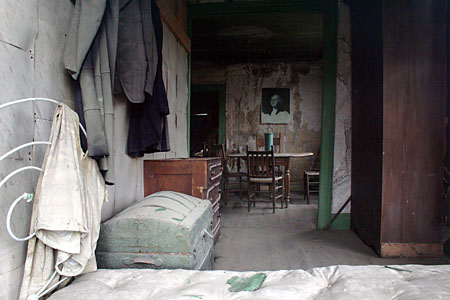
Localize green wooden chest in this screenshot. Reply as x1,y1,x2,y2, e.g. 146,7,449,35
96,191,214,270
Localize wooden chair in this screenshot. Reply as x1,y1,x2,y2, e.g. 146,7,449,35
256,132,282,153
304,154,320,204
246,146,284,213
213,144,247,205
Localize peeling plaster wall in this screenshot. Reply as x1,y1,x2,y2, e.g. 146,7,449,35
332,1,352,214
193,61,323,187
191,0,353,213
226,62,322,186
0,1,75,299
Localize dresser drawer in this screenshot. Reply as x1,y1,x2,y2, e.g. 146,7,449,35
207,160,222,185
204,180,221,202
213,215,221,244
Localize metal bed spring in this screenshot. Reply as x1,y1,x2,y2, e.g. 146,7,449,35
0,98,87,300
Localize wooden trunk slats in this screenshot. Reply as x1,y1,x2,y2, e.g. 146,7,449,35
96,191,214,270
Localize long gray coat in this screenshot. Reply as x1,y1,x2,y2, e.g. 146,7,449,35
63,0,119,184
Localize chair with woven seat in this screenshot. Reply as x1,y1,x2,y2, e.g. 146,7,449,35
213,144,247,206
304,169,319,204
246,146,284,213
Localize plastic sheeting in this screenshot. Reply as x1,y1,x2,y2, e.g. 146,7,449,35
49,264,450,299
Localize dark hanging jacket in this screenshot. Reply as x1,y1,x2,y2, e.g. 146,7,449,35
126,0,170,157
63,0,119,184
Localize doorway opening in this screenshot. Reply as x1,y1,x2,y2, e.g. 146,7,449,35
190,85,226,157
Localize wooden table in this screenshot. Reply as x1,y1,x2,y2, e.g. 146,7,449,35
228,152,314,203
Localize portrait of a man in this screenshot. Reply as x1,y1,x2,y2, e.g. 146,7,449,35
261,88,290,124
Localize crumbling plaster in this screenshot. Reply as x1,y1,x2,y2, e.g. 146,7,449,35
191,1,352,202
226,62,323,186
332,0,351,214
193,61,323,187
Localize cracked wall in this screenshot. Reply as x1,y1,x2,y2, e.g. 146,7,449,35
191,1,352,202
193,61,323,188
332,1,352,214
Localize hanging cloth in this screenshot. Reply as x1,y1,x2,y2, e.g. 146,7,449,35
19,105,107,300
115,0,158,103
63,0,119,184
125,0,170,157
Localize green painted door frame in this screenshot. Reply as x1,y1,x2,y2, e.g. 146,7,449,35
317,1,338,229
191,84,227,145
188,0,338,229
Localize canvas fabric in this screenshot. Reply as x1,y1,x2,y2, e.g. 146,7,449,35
19,105,107,300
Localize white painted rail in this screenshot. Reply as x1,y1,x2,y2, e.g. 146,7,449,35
0,98,87,299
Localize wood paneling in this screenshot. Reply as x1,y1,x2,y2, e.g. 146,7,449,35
381,243,443,258
382,0,446,245
350,0,384,251
350,0,446,257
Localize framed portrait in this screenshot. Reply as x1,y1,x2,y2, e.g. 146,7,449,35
261,88,290,124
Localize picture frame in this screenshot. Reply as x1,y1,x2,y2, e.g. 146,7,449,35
261,88,290,124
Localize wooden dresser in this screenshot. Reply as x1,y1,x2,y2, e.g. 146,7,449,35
144,158,222,243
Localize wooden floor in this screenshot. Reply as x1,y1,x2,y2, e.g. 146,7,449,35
213,192,445,271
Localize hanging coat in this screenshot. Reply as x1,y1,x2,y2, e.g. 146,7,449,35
125,0,170,157
115,0,158,103
63,0,119,184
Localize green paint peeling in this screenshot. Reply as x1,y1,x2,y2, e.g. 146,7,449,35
317,0,338,230
155,207,166,212
227,273,267,292
172,218,183,222
182,295,203,299
329,213,350,230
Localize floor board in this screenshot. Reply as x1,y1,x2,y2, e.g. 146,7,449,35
213,192,445,271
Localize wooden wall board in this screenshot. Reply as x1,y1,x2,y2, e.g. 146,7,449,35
350,0,384,250
381,0,446,244
381,243,443,258
350,0,446,257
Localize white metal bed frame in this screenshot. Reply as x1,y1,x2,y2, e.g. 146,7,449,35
0,98,87,300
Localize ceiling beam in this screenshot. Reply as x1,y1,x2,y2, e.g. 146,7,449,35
188,0,329,18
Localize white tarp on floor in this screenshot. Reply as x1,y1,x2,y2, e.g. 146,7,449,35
49,264,450,300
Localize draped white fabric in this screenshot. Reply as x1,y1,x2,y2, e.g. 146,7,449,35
48,265,450,300
20,105,107,300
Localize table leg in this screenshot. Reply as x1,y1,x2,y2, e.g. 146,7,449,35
285,158,291,203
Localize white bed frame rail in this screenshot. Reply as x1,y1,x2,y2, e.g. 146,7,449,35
0,98,86,300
